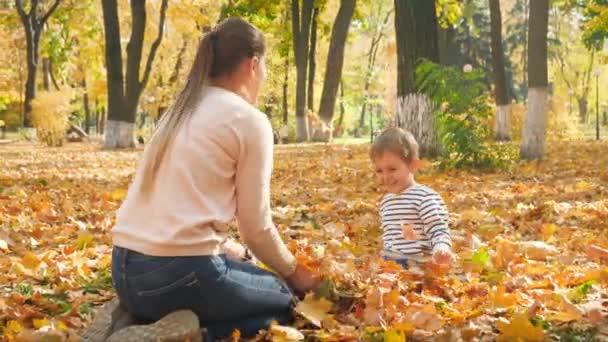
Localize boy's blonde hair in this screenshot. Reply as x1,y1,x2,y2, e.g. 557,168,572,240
370,127,419,163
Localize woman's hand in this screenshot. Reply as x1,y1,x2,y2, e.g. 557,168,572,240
286,263,322,297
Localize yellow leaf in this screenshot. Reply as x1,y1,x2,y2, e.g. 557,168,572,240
32,318,51,329
108,188,127,201
270,325,305,341
5,320,24,339
545,298,583,322
496,313,545,342
295,293,333,327
491,286,519,308
574,180,592,191
392,322,415,334
76,232,94,250
541,224,557,240
21,252,41,270
56,321,69,331
384,328,406,342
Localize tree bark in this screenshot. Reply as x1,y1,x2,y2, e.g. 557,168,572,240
394,0,441,157
522,0,529,103
99,106,106,135
283,50,289,126
359,24,383,129
336,79,345,130
317,0,356,142
307,7,318,112
82,78,91,134
520,0,549,160
578,97,588,124
15,0,61,128
49,57,60,90
102,0,168,148
169,40,187,84
489,0,511,141
292,0,314,142
43,57,51,91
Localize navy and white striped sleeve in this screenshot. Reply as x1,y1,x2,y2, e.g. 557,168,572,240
419,192,451,253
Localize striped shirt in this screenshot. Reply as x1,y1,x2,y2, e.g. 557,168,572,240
380,184,452,259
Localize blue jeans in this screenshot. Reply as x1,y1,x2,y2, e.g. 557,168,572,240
383,256,409,268
111,246,295,341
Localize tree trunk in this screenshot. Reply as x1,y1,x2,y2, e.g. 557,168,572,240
307,7,318,112
336,79,345,133
99,106,106,135
394,0,441,157
102,0,168,149
359,25,383,129
522,0,529,103
307,7,318,139
42,57,51,91
49,57,60,90
281,5,289,128
282,49,289,126
316,0,356,142
292,0,314,142
24,42,37,128
578,97,588,124
15,0,61,128
82,78,91,134
520,0,548,160
102,0,128,146
169,40,187,84
489,0,511,141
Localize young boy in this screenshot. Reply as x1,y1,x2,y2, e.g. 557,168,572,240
370,127,453,267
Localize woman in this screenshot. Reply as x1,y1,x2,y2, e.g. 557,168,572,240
108,17,320,341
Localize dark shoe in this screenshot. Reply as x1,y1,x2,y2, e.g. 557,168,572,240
106,310,202,342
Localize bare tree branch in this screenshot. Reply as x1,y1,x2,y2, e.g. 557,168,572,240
40,0,61,26
140,0,168,90
15,0,27,22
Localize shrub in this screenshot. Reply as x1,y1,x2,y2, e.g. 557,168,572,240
31,90,74,147
416,60,512,170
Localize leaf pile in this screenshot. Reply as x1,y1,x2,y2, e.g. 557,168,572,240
1,141,607,341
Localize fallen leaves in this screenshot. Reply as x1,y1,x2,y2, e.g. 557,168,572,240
0,141,607,340
496,313,545,341
294,294,333,327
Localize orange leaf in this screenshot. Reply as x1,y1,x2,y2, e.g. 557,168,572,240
496,313,545,341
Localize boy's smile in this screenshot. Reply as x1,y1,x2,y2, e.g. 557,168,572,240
373,152,416,194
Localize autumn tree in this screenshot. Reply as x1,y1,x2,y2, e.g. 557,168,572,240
101,0,168,149
15,0,61,128
520,0,549,160
316,0,356,141
292,0,314,142
393,0,441,156
489,0,511,140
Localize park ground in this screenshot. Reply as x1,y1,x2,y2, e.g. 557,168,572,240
0,140,607,341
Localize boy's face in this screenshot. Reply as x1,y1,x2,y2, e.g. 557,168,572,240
373,152,416,194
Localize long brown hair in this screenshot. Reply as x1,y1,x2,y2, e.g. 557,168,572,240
140,17,266,196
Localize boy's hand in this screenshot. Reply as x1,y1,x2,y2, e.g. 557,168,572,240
402,224,418,240
432,246,454,265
